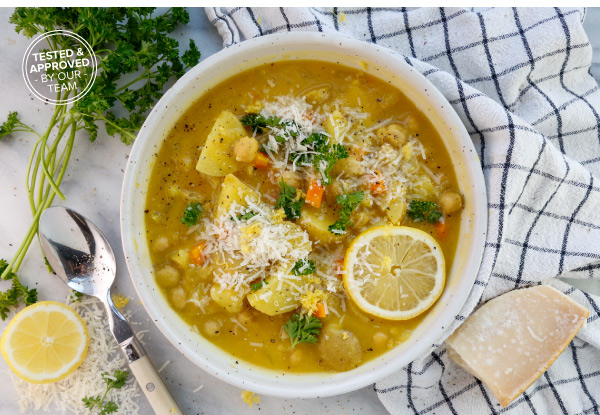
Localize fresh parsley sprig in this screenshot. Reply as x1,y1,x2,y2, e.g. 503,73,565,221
283,313,322,348
291,258,316,276
407,200,442,224
290,132,349,184
181,202,203,227
275,180,304,220
0,259,37,320
0,8,201,310
241,113,281,134
82,370,129,415
329,190,364,234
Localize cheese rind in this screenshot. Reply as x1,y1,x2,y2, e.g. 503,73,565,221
446,285,589,407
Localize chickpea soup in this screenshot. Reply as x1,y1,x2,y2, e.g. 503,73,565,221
144,60,464,373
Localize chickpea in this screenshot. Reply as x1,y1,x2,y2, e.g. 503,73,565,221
280,170,305,189
375,124,409,148
170,287,187,310
289,349,303,366
203,320,221,336
156,265,180,288
151,235,170,254
439,191,463,214
237,309,253,325
233,136,259,163
372,332,389,350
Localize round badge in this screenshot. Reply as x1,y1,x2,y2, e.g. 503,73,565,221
22,30,97,105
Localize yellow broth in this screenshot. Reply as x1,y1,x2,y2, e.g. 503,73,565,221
144,60,460,372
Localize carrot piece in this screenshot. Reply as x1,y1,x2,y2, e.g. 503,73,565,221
351,147,366,161
305,180,325,208
254,152,270,168
334,258,344,279
190,242,206,265
369,170,386,194
315,303,327,318
435,221,447,240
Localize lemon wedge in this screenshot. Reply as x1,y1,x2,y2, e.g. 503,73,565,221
1,301,89,383
343,225,445,320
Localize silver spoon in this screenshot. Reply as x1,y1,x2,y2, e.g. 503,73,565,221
39,206,182,415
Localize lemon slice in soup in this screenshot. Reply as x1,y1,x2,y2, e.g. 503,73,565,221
343,225,445,320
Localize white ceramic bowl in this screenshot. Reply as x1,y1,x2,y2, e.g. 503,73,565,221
120,32,487,398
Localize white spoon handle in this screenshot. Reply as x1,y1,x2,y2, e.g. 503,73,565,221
129,355,183,415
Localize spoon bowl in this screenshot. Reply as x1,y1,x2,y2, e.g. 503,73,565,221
39,206,182,415
39,207,116,297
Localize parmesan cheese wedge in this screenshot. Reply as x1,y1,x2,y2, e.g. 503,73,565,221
445,285,588,407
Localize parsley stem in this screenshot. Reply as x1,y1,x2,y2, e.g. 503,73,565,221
93,112,137,142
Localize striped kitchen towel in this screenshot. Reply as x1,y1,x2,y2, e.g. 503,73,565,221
206,7,600,414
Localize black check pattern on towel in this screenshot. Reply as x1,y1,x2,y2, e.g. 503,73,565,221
206,7,600,414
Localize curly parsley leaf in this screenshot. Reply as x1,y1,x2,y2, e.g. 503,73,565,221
291,259,316,276
181,202,203,227
83,370,129,414
329,191,364,234
241,113,281,134
284,313,322,348
275,181,304,220
0,260,38,320
290,132,349,184
407,200,442,224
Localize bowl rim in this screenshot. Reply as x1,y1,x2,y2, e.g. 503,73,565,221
120,31,487,398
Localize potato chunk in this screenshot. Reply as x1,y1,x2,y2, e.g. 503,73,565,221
210,283,246,313
299,206,342,245
247,265,308,316
233,136,259,163
318,325,362,371
215,174,260,218
196,110,245,176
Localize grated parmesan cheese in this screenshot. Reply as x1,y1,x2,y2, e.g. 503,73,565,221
10,296,140,414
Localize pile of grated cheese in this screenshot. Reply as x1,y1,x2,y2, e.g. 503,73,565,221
196,200,312,293
10,296,140,414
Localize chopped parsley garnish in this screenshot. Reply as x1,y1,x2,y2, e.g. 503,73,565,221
407,200,442,224
180,202,203,227
275,180,304,220
251,280,269,291
284,313,322,348
329,190,364,234
0,258,38,321
241,113,281,134
236,210,257,221
82,369,129,414
291,259,316,276
290,132,349,184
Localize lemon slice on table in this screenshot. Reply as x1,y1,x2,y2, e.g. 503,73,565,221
1,301,89,383
343,225,446,320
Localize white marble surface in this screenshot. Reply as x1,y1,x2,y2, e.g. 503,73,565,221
0,7,599,415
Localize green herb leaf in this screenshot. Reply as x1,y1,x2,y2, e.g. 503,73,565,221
291,259,316,276
407,200,442,223
83,370,129,414
275,181,304,220
251,280,269,291
236,210,257,221
0,260,38,320
329,191,364,234
241,113,281,134
290,133,348,184
283,313,322,348
181,202,203,227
